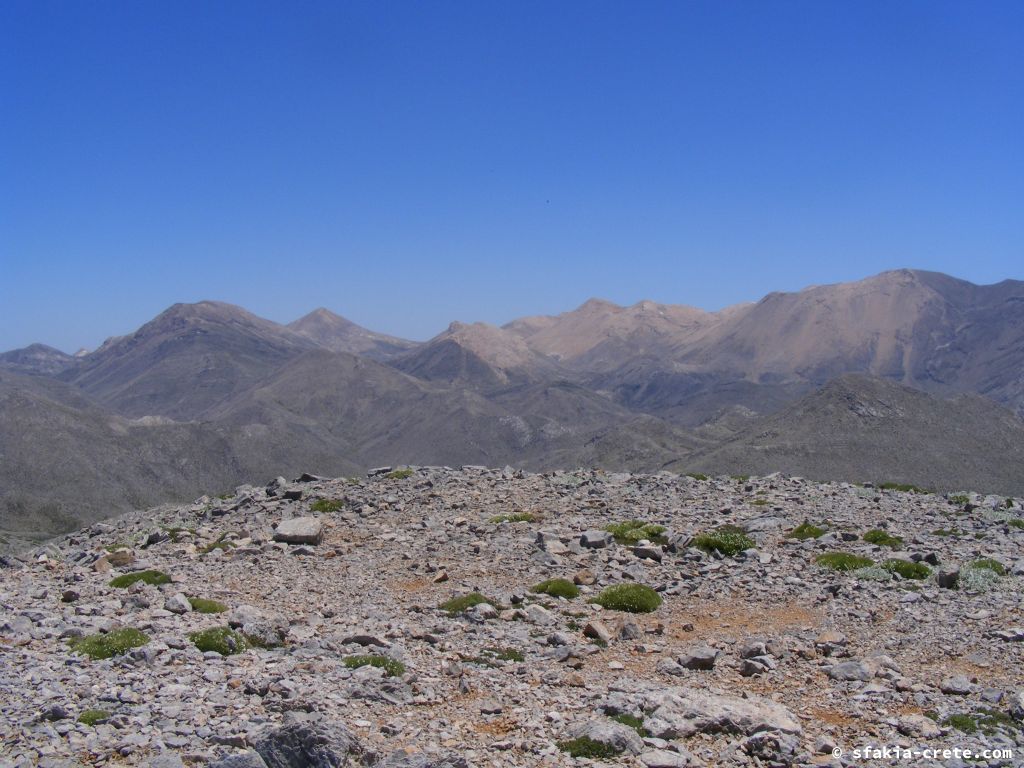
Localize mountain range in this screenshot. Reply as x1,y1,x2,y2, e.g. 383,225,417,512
3,268,1023,548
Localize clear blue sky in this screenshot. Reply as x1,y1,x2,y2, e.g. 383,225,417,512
2,1,1022,352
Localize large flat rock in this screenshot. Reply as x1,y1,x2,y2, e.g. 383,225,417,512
273,517,323,545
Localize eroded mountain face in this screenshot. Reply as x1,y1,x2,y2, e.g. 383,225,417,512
2,269,1023,540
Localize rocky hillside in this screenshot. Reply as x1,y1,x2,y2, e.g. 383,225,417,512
2,467,1022,767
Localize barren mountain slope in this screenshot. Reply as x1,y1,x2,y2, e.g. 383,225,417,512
207,349,701,474
677,374,1024,495
0,371,245,547
64,302,316,420
288,307,418,360
392,321,568,390
0,343,77,376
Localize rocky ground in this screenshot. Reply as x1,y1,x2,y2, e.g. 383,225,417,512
1,467,1022,768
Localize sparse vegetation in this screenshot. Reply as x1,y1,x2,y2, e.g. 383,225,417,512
881,559,931,580
948,494,970,507
69,628,150,659
78,709,111,726
201,533,235,554
530,578,580,599
557,737,622,759
439,593,497,615
489,511,535,524
189,627,250,656
853,565,892,582
591,583,662,613
816,552,874,571
686,472,709,481
693,525,754,556
604,519,667,545
1009,519,1024,530
479,647,524,663
384,468,414,480
789,521,826,540
310,498,344,513
188,597,228,614
343,654,405,677
108,570,171,588
863,529,903,548
967,558,1006,576
161,525,195,543
610,713,647,737
877,482,929,494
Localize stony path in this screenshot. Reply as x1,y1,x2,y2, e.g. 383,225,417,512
1,468,1022,767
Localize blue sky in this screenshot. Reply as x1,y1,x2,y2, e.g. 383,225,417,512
2,1,1022,352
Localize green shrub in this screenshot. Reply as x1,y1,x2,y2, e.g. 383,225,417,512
108,570,171,588
188,597,228,614
967,558,1006,576
957,567,1000,593
604,519,667,545
69,628,149,659
343,654,405,677
610,713,647,736
882,559,931,580
78,709,111,726
693,525,754,556
686,472,709,481
591,584,662,613
489,511,535,524
482,646,524,663
310,498,344,513
863,529,903,548
557,737,622,759
948,494,970,507
1009,519,1024,530
189,627,250,656
384,468,414,480
530,578,580,599
942,714,978,734
789,522,826,540
816,552,874,572
853,565,892,582
439,593,497,615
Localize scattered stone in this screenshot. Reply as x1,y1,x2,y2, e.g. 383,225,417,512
273,517,323,545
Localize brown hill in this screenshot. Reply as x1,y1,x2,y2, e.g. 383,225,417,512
288,307,417,360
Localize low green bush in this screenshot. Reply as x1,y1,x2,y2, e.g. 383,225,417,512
693,525,754,556
343,654,405,677
853,565,892,582
863,529,903,548
882,559,931,580
968,558,1006,575
78,709,111,726
590,583,662,613
439,593,497,615
188,597,228,614
816,552,874,571
530,578,580,599
108,570,171,588
384,468,414,480
69,628,150,659
310,498,344,513
789,522,827,540
610,713,647,736
604,519,667,545
189,626,250,656
557,737,622,759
